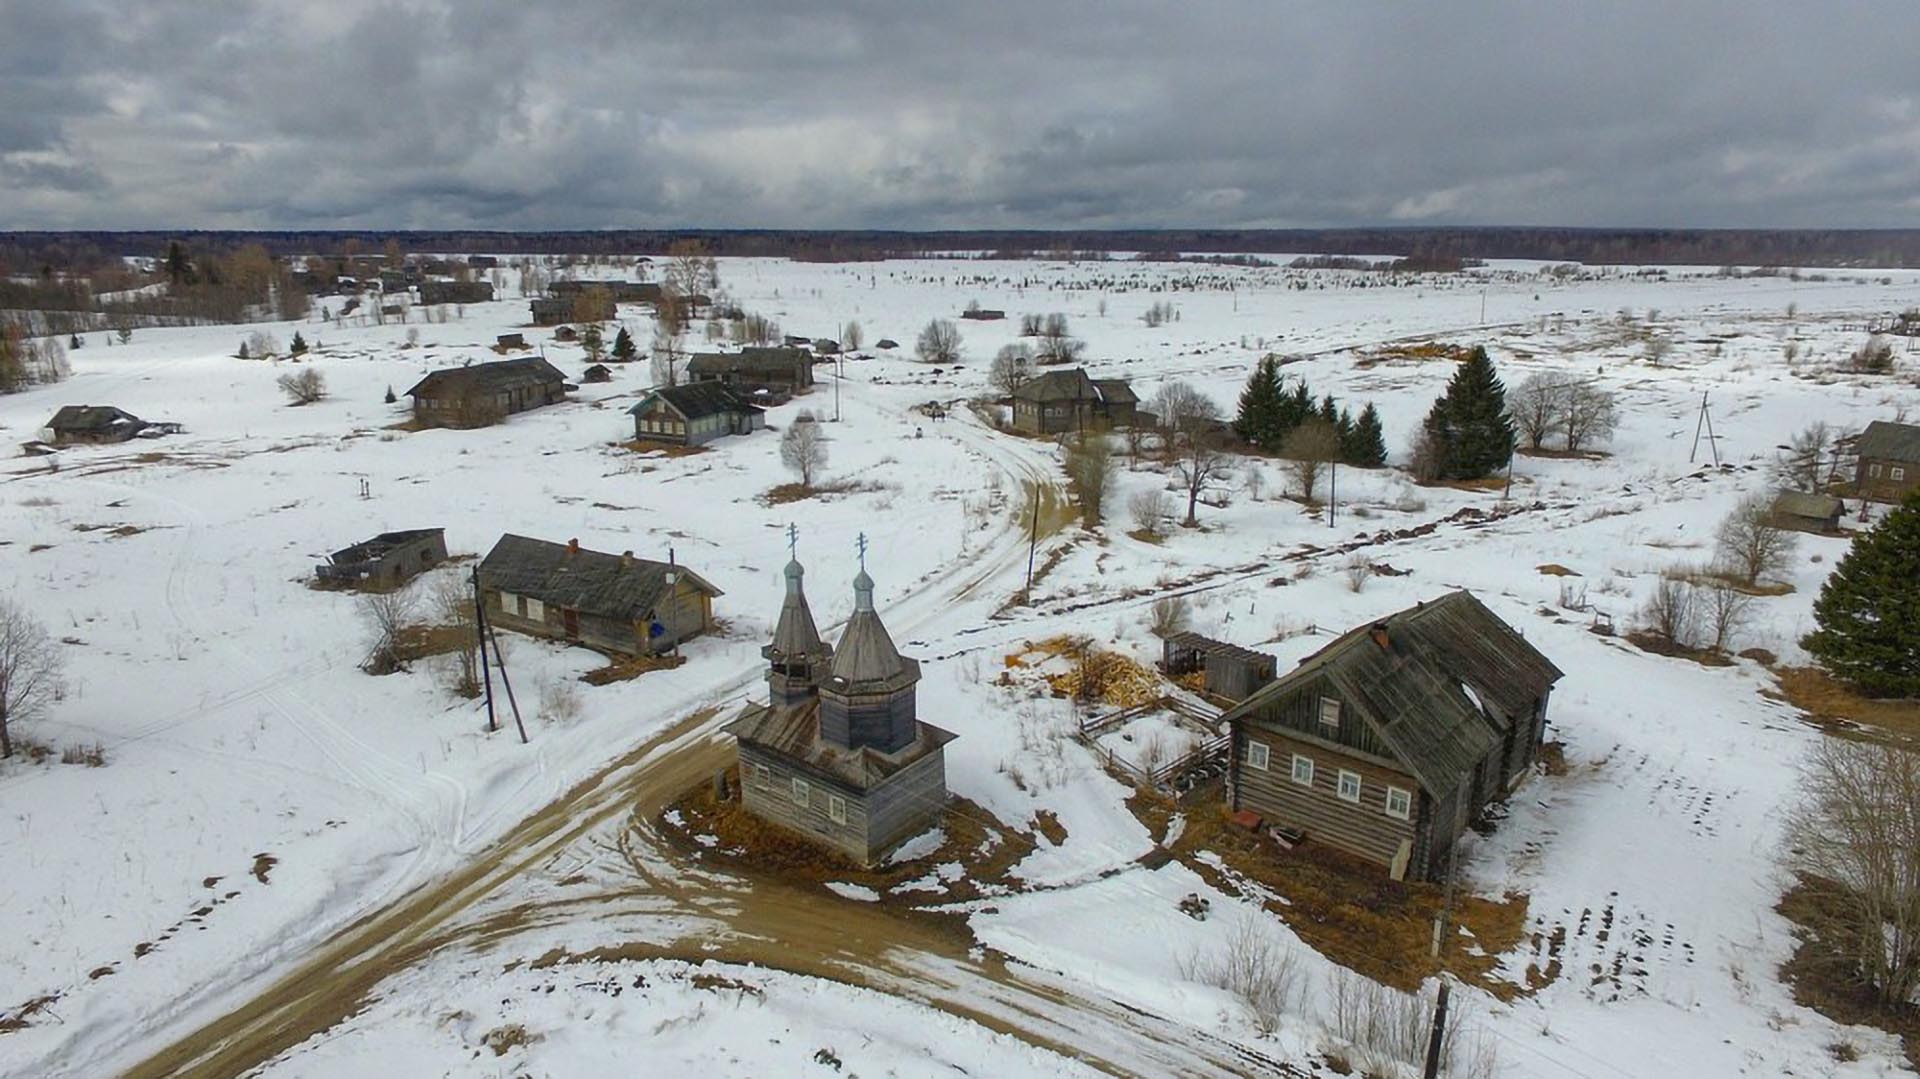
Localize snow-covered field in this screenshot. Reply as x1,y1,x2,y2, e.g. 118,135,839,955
3,256,1918,1077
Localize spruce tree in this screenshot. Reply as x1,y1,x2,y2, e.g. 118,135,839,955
1233,356,1284,448
612,326,637,363
1348,403,1388,467
1420,346,1514,479
1802,493,1920,697
1320,394,1340,426
1277,381,1313,438
290,332,308,356
1334,406,1356,461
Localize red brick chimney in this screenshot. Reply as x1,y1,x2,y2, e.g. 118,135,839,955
566,537,580,556
1369,622,1390,651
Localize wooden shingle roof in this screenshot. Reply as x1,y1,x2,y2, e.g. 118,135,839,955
727,698,955,792
477,534,720,623
1856,420,1920,463
405,357,567,399
628,382,764,421
46,405,142,431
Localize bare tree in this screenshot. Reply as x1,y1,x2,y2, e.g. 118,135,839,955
1850,335,1895,373
916,318,963,365
1148,594,1191,637
1153,382,1227,527
1282,417,1340,500
427,573,481,698
0,599,64,759
1037,312,1084,363
276,367,327,406
1509,373,1569,450
1716,493,1797,586
989,343,1033,397
358,587,417,675
1562,383,1619,451
1639,572,1699,648
1781,739,1920,1009
650,321,684,387
1063,434,1114,525
1701,580,1753,653
1178,913,1303,1035
841,320,864,353
780,413,828,489
1773,422,1832,491
1344,555,1372,593
1644,335,1674,365
665,239,714,299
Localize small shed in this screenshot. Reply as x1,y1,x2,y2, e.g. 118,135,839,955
496,332,528,351
875,338,899,350
1770,491,1844,533
961,307,1006,321
1162,632,1277,702
582,363,612,384
316,528,447,588
45,405,148,445
552,325,579,342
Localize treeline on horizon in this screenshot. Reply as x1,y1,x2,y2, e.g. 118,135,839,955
7,226,1920,274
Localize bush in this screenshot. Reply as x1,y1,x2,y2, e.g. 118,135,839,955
1179,912,1303,1034
277,367,327,406
1128,487,1172,537
1148,595,1190,638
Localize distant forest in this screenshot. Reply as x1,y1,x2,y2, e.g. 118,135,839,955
7,227,1920,273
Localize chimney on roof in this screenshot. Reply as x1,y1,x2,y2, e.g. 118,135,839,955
567,538,580,556
1369,622,1390,651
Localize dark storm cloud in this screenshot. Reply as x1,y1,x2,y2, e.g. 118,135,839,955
3,0,1917,228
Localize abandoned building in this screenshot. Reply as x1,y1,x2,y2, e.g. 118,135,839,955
1854,420,1920,503
549,279,663,304
416,280,494,306
582,363,612,384
1162,632,1277,702
1010,368,1138,435
1222,591,1562,882
477,534,721,657
43,405,149,445
628,382,766,446
315,528,448,589
404,357,572,428
496,332,528,351
728,542,956,865
1769,491,1845,533
686,347,816,395
529,297,572,326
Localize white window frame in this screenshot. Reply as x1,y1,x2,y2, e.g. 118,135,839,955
1895,466,1908,482
828,794,847,825
1337,770,1362,803
1385,786,1412,820
1246,741,1271,771
790,777,809,807
753,764,770,789
1870,463,1884,477
1290,754,1314,787
1318,696,1342,729
498,590,520,613
524,596,545,622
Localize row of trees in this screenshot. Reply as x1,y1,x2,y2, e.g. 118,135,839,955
0,321,70,394
1233,357,1387,469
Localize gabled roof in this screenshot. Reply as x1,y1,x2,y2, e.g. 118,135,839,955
1856,420,1920,463
1225,591,1561,797
727,698,955,792
405,357,568,399
687,347,810,379
328,528,443,565
628,381,765,421
1013,368,1095,402
1092,378,1138,405
1772,491,1843,518
46,405,143,431
477,534,720,623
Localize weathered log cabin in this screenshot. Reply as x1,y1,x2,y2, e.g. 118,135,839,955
1769,491,1844,533
315,528,447,588
687,347,815,395
1010,368,1138,435
405,357,571,428
1854,420,1920,504
1162,631,1276,702
728,547,956,866
627,383,765,446
477,535,721,657
1222,591,1561,882
44,405,148,445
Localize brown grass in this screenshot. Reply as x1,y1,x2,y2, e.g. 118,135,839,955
761,477,889,506
250,853,278,885
581,652,686,685
390,623,473,663
1518,447,1611,461
1166,806,1532,997
0,994,59,1035
617,438,708,458
483,1023,539,1056
1624,630,1737,667
1535,563,1580,577
1778,874,1920,1069
1353,342,1474,369
1770,666,1920,743
1126,528,1166,545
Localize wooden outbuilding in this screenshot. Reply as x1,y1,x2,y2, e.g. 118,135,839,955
628,382,765,446
1854,420,1920,503
405,357,571,428
1222,591,1561,882
315,528,447,588
529,298,572,326
582,363,612,384
1162,632,1277,702
496,332,528,350
729,551,956,866
44,405,148,445
1769,491,1844,533
477,534,720,657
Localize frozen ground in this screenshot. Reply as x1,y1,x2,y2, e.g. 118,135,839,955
2,256,1918,1077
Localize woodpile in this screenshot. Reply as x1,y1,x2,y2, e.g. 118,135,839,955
1017,636,1163,708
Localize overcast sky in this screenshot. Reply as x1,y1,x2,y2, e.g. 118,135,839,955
4,1,1918,230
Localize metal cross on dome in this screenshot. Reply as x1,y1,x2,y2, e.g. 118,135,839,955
787,522,798,558
856,531,868,571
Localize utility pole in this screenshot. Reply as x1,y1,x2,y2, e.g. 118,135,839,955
471,567,498,734
834,351,842,422
1424,851,1460,1079
1689,391,1722,466
1479,288,1487,325
1327,458,1336,529
486,615,528,744
1023,488,1040,599
667,546,682,659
